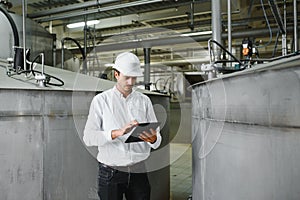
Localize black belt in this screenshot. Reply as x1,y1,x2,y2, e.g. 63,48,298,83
98,162,146,173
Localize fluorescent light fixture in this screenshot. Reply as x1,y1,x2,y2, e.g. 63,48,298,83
67,20,100,28
181,30,212,37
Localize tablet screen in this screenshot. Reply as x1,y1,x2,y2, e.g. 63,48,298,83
125,122,160,143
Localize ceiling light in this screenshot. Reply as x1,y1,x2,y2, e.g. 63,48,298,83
181,31,212,37
67,20,100,29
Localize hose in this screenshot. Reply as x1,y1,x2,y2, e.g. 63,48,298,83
18,69,65,87
209,39,244,67
30,53,64,86
61,37,86,71
9,53,64,87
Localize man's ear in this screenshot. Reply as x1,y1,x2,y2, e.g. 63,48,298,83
114,71,119,79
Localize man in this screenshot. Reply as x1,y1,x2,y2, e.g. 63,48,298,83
83,52,162,200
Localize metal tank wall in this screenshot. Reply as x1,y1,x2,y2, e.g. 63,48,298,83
0,11,54,65
0,65,170,200
191,55,300,200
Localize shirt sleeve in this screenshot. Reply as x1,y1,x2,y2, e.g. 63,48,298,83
83,96,113,147
147,130,162,149
145,96,162,149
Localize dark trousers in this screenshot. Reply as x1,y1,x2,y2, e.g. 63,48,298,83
98,162,151,200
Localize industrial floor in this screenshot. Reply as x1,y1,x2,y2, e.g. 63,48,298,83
170,143,192,200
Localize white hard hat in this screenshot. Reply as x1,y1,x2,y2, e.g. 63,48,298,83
112,52,143,77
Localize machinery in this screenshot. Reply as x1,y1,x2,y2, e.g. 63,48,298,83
0,3,62,87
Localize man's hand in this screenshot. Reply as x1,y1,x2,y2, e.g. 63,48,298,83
111,120,139,139
138,128,157,144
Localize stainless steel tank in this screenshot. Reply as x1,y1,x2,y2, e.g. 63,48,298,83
0,62,170,200
191,55,300,200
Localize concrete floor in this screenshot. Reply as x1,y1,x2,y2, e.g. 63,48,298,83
170,143,192,200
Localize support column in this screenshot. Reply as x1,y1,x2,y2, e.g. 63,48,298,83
282,0,287,56
144,48,151,90
52,34,56,67
211,0,222,59
294,0,298,52
227,0,232,54
83,15,88,74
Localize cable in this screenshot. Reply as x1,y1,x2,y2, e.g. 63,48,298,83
9,52,64,87
43,72,64,86
15,69,64,87
209,39,244,67
30,53,64,86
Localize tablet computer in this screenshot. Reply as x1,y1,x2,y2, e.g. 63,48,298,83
125,122,161,143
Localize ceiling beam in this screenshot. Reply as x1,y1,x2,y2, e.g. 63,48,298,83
28,0,118,18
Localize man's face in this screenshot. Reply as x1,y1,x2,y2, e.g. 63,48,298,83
115,71,137,94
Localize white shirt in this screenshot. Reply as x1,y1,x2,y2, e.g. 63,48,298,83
83,86,162,166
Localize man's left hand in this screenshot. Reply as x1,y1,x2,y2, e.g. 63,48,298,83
138,128,157,144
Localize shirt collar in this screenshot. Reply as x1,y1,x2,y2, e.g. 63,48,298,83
113,85,136,99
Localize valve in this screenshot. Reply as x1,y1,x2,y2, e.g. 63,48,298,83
201,63,216,79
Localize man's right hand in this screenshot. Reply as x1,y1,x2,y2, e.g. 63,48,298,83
111,120,139,139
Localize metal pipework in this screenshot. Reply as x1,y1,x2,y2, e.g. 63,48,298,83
34,52,46,87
